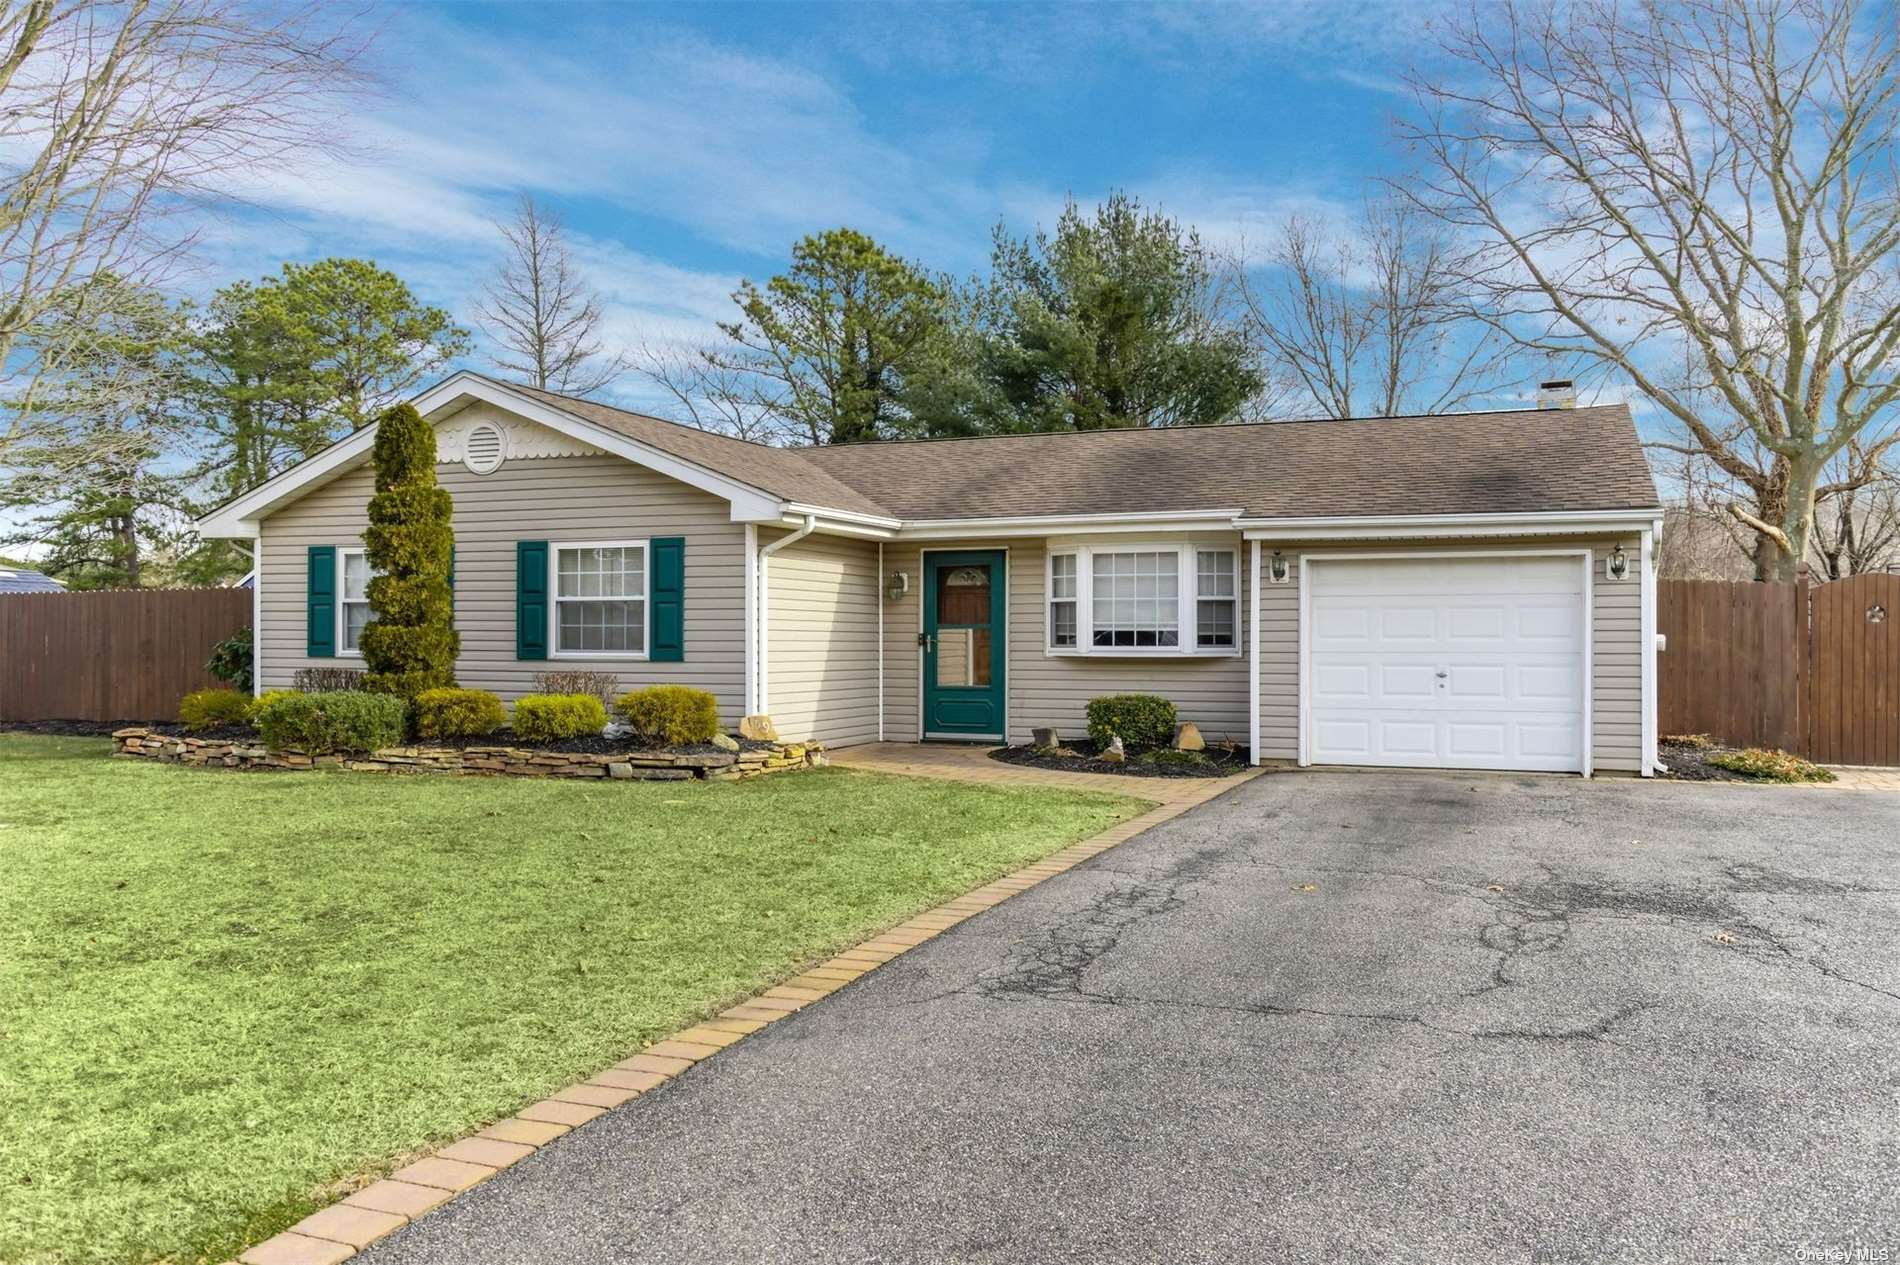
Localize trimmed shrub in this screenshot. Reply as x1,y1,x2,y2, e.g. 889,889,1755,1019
179,689,254,732
414,687,506,739
250,689,301,726
1707,747,1836,783
359,402,458,698
255,690,409,755
1085,694,1177,752
204,627,254,693
292,666,365,693
616,685,721,746
532,669,620,704
511,693,607,743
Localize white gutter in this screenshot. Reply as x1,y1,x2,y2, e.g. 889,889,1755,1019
1239,508,1661,541
755,513,816,714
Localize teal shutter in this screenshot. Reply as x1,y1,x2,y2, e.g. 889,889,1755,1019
306,546,336,658
650,537,684,662
516,541,548,660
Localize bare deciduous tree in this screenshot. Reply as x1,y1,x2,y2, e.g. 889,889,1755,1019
1401,0,1900,580
0,0,369,463
476,195,626,395
1232,201,1510,419
632,337,788,443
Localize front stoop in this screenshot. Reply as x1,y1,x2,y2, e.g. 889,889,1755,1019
230,770,1259,1265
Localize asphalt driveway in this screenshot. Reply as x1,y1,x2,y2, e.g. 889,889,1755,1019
360,772,1900,1264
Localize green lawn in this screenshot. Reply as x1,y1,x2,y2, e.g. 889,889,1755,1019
0,735,1146,1264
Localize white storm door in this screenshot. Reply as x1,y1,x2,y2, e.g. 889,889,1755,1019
1306,556,1586,773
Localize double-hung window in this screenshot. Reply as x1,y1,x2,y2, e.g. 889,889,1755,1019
1195,549,1237,648
1046,544,1239,656
339,546,373,655
553,542,648,656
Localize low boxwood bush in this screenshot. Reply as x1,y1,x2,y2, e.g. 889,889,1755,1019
178,688,255,732
1085,693,1177,752
616,685,721,746
1707,747,1836,784
413,687,506,739
255,690,409,755
511,693,607,744
249,689,301,727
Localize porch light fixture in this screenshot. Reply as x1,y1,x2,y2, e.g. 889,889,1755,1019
886,570,909,602
1267,551,1291,584
1606,544,1629,581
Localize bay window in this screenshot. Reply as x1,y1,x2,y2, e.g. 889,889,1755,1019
1045,543,1240,656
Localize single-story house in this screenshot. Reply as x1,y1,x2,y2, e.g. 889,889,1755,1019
198,371,1664,776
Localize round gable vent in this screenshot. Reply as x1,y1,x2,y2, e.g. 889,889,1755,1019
463,421,506,475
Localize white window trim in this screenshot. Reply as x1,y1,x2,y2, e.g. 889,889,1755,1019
337,545,369,658
550,538,651,660
1044,542,1241,658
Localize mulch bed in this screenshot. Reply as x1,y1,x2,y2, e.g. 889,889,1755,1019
3,719,234,739
418,729,779,756
1658,737,1808,783
1,719,779,758
990,738,1251,779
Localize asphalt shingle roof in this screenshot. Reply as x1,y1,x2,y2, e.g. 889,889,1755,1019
509,379,1659,523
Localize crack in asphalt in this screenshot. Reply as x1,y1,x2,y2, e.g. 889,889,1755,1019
957,847,1900,1034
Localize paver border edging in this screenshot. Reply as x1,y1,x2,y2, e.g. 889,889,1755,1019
229,768,1262,1265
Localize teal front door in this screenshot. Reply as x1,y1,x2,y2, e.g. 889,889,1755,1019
923,550,1007,739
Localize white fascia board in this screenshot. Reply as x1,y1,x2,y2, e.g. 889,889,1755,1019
194,372,789,538
897,508,1246,540
1239,508,1661,541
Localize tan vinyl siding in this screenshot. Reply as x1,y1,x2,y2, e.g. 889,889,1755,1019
881,534,1253,746
762,529,881,748
257,453,748,723
1255,538,1645,773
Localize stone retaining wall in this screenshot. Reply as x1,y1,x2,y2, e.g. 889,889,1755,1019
111,729,825,782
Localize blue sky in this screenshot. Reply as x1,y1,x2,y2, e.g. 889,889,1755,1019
202,0,1433,412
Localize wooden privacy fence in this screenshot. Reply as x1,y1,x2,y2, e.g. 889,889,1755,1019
0,588,252,723
1659,572,1900,766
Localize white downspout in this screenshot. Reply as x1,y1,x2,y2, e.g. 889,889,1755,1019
877,539,885,742
756,514,817,715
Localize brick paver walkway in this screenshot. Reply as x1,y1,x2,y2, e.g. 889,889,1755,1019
827,741,1260,806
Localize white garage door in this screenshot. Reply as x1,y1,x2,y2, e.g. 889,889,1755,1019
1306,555,1586,773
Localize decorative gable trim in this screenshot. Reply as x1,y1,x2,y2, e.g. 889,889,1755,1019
195,373,784,538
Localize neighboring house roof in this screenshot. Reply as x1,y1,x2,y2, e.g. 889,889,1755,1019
0,566,65,593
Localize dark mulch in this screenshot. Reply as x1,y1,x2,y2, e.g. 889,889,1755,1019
2,719,775,758
990,738,1251,779
1,719,231,739
1658,738,1765,783
418,729,776,756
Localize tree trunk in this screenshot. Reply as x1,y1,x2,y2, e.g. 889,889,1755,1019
115,513,140,588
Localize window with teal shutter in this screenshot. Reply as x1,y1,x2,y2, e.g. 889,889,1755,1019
306,546,336,657
650,537,684,662
516,540,548,660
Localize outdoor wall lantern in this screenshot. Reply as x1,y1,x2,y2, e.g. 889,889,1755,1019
1606,544,1629,581
886,570,910,602
1267,551,1291,584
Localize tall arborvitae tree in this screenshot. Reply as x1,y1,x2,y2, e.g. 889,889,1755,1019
359,404,457,697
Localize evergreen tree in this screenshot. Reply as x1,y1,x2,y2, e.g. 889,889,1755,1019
359,404,458,698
